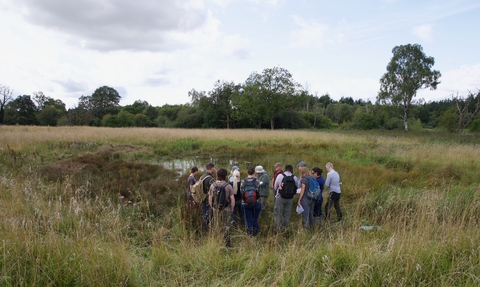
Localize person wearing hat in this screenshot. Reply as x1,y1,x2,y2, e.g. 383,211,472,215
297,161,306,170
272,162,283,191
229,166,239,182
255,165,270,212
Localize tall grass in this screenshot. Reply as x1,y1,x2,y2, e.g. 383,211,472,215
0,126,479,286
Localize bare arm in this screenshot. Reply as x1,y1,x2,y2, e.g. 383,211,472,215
229,194,235,213
298,182,306,206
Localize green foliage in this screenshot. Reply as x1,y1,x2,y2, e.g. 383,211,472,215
378,43,441,131
384,117,403,130
468,118,480,132
408,118,423,131
349,109,379,130
301,112,333,129
439,109,458,132
234,66,303,130
4,95,39,125
325,103,354,124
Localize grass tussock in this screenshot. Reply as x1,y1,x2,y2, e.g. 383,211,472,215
0,126,479,286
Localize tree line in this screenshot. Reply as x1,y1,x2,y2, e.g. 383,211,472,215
1,44,479,133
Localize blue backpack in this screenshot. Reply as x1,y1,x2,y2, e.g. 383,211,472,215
306,176,321,200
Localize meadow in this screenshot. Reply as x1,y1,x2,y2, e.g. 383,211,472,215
0,126,479,286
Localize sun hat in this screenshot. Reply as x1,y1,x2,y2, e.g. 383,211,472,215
273,162,281,168
255,165,265,173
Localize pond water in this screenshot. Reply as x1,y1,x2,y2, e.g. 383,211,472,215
158,157,255,176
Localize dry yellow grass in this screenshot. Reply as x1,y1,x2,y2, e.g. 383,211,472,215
2,125,475,153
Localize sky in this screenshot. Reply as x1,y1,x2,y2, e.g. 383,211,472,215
1,0,480,109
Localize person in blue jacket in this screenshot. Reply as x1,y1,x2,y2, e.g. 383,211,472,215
311,167,325,225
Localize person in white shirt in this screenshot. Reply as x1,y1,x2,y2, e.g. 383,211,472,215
325,162,342,221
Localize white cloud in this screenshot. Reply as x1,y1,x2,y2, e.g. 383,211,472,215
290,16,329,48
11,0,209,52
412,23,434,42
439,63,480,93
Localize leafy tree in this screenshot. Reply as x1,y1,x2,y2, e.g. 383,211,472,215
339,96,355,105
123,100,150,115
78,86,121,125
6,95,38,125
67,104,91,126
207,80,239,129
116,110,134,127
318,93,333,116
439,109,457,132
325,103,354,124
240,66,301,130
0,85,13,124
349,108,378,130
32,92,66,126
231,83,264,128
144,105,158,122
468,119,480,132
377,44,441,131
133,114,151,127
37,105,63,126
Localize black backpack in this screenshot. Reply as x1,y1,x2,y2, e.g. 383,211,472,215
213,182,230,210
279,173,297,199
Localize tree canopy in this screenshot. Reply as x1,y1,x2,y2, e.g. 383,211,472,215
377,43,441,131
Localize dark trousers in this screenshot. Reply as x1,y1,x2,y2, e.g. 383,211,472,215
232,199,244,227
201,200,210,231
313,196,323,218
243,203,262,236
325,192,342,220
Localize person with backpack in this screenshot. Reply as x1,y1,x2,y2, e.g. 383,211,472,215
241,166,262,236
255,165,270,212
325,162,342,221
208,168,235,247
199,163,216,231
273,164,300,233
230,169,244,228
272,162,283,191
297,166,316,230
311,167,325,225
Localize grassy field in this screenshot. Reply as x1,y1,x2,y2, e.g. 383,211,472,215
0,126,479,286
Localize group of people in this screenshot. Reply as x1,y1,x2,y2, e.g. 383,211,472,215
187,161,343,247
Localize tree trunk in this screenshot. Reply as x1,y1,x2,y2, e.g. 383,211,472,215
270,117,274,130
403,106,409,132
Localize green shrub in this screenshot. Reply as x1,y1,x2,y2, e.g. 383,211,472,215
468,118,480,132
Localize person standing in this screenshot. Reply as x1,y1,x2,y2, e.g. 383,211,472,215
228,166,240,183
200,163,216,231
297,161,306,170
230,169,244,228
325,162,342,221
187,166,198,198
255,165,270,212
272,162,283,192
241,166,262,236
273,164,300,233
297,166,315,230
208,168,235,247
311,167,325,225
